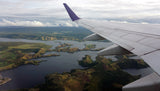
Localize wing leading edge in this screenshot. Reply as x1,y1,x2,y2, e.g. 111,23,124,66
63,3,160,91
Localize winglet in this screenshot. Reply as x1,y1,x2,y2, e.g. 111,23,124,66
63,3,80,21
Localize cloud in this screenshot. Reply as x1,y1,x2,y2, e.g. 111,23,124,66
0,19,78,27
0,19,51,27
51,20,79,27
0,0,160,26
1,0,160,18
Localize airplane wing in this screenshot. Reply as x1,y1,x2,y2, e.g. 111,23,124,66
63,3,160,91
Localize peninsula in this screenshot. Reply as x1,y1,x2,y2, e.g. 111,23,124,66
0,42,59,71
0,74,11,86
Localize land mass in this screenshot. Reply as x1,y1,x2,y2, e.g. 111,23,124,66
0,27,92,41
0,42,103,72
0,41,149,89
0,42,102,72
0,42,59,71
24,55,148,91
0,27,150,90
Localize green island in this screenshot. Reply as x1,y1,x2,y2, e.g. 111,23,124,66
24,55,148,91
53,43,79,53
53,43,103,53
78,55,97,67
0,42,60,72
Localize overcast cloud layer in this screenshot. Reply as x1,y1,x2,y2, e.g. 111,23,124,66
0,0,160,26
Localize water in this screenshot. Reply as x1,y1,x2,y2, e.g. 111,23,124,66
0,38,153,90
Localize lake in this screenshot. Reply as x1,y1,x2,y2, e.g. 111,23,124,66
0,38,153,90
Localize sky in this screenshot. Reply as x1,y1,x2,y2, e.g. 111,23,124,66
0,0,160,27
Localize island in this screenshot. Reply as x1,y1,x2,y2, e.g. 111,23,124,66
53,43,104,53
78,55,96,67
53,43,80,53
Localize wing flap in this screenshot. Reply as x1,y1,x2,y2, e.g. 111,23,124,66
142,50,160,75
123,72,160,91
84,33,105,41
98,44,131,56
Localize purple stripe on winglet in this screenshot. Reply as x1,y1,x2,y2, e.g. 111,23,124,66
63,3,80,21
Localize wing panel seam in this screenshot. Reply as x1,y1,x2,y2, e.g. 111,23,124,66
141,49,160,56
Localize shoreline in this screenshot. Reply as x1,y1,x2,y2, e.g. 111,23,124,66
0,77,11,86
0,53,60,72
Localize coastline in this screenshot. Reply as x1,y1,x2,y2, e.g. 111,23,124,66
0,77,11,86
0,54,60,72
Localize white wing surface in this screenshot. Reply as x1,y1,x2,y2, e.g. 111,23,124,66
63,3,160,76
77,19,160,75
